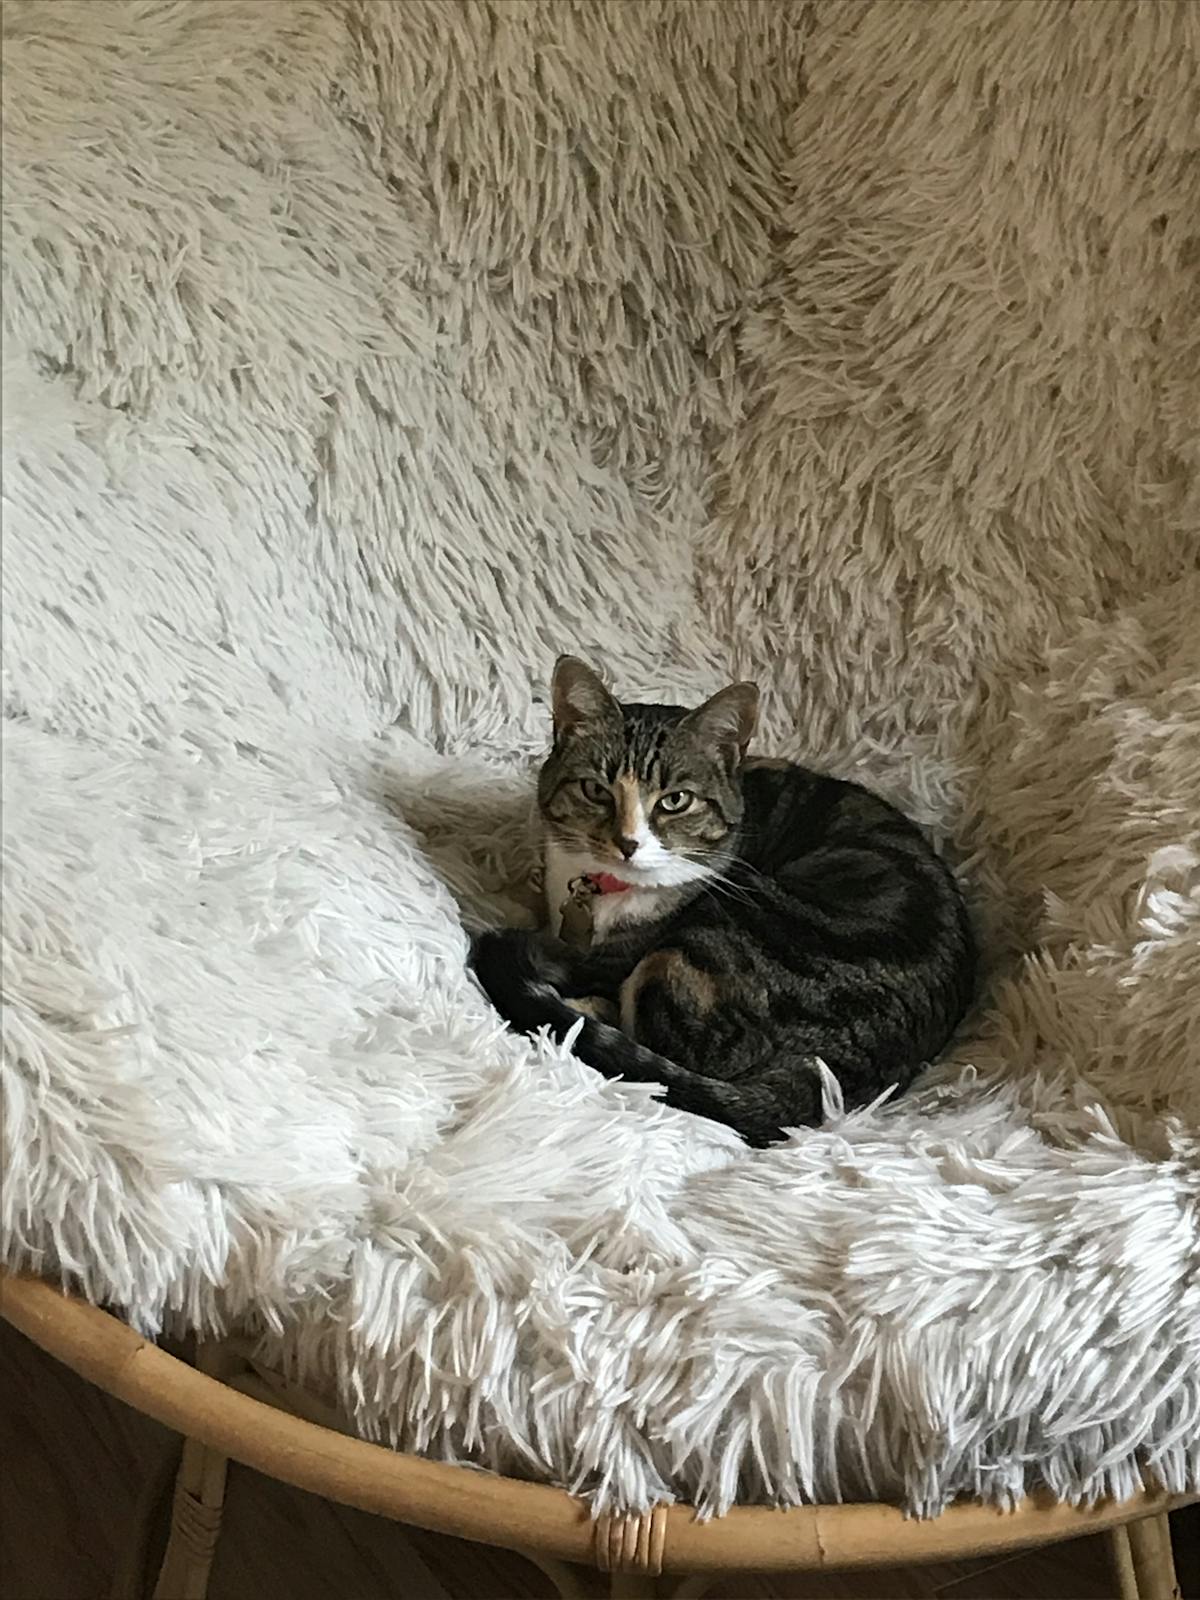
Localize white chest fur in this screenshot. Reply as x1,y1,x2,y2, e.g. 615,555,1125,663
543,839,685,943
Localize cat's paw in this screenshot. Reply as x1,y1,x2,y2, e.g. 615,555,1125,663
564,995,619,1025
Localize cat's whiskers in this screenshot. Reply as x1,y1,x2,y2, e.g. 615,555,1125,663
670,851,771,910
697,874,768,911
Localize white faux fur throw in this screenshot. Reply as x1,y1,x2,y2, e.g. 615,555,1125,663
3,0,1199,1517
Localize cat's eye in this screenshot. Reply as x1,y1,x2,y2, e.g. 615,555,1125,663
657,790,693,814
579,778,610,805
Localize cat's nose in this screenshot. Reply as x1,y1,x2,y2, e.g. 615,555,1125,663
617,836,639,860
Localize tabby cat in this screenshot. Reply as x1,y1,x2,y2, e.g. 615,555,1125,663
470,657,975,1147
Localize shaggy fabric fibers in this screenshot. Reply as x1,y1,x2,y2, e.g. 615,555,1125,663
3,0,1199,1515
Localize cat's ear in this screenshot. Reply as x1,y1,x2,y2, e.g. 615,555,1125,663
682,681,759,764
551,655,621,737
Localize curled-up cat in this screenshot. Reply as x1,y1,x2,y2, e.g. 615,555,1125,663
470,656,976,1147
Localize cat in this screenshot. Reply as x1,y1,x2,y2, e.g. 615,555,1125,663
469,656,976,1147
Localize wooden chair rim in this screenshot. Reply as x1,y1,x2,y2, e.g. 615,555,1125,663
1,1271,1190,1575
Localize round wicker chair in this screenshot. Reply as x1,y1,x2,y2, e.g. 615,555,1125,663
3,9,1197,1600
3,1272,1188,1600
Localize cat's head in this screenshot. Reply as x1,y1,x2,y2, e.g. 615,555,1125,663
536,656,759,887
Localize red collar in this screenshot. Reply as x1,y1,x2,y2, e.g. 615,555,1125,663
589,872,633,895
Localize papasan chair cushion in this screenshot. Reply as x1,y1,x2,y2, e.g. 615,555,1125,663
2,0,1198,1518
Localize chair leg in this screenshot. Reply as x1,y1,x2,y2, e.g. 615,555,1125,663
150,1341,236,1600
1129,1512,1182,1600
150,1433,229,1600
1109,1513,1181,1600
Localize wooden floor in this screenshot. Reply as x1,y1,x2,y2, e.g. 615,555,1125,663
1,1318,1195,1600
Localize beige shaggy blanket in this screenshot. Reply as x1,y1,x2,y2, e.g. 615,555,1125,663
3,0,1198,1515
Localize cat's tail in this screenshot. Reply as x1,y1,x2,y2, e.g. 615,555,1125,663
469,929,823,1147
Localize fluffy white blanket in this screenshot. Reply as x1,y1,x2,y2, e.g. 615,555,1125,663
3,0,1198,1516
